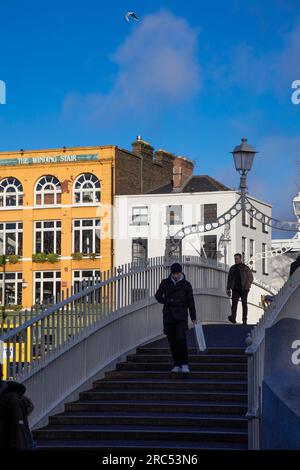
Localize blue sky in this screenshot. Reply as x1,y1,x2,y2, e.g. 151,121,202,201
1,0,300,230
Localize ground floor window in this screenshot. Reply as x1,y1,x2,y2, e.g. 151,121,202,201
132,238,148,264
72,270,101,291
201,235,217,260
34,271,61,305
0,272,22,306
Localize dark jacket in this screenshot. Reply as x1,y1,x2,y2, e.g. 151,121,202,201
227,263,254,291
155,272,196,323
0,380,31,450
290,257,300,277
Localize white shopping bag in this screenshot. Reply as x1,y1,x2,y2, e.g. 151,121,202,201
194,323,206,352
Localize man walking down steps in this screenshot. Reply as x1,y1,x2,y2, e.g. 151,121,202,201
155,262,197,374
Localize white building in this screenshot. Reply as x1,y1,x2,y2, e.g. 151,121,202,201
114,174,272,284
271,192,300,290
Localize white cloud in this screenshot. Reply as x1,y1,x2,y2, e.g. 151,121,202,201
209,19,300,98
62,10,201,125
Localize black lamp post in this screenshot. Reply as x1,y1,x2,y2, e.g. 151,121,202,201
231,137,257,196
231,138,258,217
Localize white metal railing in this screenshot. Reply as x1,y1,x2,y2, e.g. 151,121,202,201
0,256,228,382
245,267,300,449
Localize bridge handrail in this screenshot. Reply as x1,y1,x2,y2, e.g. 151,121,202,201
0,255,229,380
245,267,300,449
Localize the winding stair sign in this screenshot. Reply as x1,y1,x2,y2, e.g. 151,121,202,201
261,282,300,449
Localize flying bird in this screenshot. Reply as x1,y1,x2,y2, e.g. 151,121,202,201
125,12,139,22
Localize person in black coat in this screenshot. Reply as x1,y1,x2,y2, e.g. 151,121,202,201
0,363,33,449
289,254,300,277
155,262,197,373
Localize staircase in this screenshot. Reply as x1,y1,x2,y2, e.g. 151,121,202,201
33,325,251,450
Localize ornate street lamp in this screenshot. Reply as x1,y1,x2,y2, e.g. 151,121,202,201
231,137,258,197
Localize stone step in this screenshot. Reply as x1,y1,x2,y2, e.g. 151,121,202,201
79,388,247,402
104,371,248,385
101,369,247,387
93,376,247,390
35,438,248,450
137,347,246,356
65,400,247,414
49,411,247,428
127,354,247,363
33,425,248,443
116,361,247,372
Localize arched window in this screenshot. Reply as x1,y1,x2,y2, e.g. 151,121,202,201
35,175,61,206
74,173,100,204
0,177,23,208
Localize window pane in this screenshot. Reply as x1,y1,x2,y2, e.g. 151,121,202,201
204,204,217,224
6,232,16,255
83,230,93,253
36,232,42,253
74,231,80,252
0,231,3,255
43,272,54,279
44,221,54,228
56,231,61,255
202,235,217,259
18,232,23,256
95,234,100,254
44,193,54,205
5,283,15,304
43,282,54,302
44,231,54,253
83,191,93,203
7,195,16,206
17,283,22,304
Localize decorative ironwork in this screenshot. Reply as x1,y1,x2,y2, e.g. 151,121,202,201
244,197,300,232
166,197,243,257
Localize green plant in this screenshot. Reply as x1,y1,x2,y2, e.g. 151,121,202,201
6,304,23,312
0,255,6,266
1,305,8,320
46,253,59,264
7,254,20,264
72,252,83,261
88,252,97,260
32,253,47,263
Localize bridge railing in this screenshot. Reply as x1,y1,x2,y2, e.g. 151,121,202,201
245,266,300,449
0,255,228,382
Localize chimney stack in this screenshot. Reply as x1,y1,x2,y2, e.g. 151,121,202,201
173,156,194,190
132,136,154,160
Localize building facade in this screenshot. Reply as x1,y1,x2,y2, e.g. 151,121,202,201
114,175,273,284
0,137,181,309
